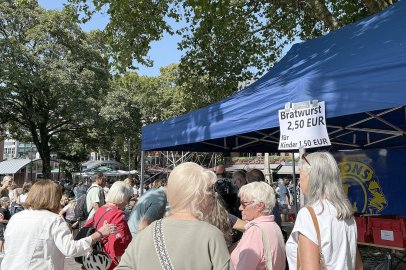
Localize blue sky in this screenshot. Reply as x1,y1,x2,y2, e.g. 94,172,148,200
38,0,183,77
38,1,297,78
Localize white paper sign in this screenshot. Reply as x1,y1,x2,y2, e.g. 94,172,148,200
278,101,331,150
381,230,394,241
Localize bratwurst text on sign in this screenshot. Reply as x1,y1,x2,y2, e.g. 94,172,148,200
278,101,331,150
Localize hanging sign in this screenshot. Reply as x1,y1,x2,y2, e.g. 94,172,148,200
278,101,331,150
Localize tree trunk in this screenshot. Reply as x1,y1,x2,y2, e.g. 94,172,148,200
361,0,397,13
31,139,52,180
32,123,52,179
40,147,52,179
308,0,341,31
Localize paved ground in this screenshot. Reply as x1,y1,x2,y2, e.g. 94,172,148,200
1,239,405,270
0,257,82,269
64,257,82,270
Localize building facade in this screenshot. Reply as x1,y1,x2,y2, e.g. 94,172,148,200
2,139,37,160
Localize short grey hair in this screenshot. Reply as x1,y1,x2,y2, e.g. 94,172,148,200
106,181,133,205
239,182,276,215
300,151,353,220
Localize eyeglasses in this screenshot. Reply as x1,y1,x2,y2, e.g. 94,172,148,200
240,201,255,209
302,153,311,166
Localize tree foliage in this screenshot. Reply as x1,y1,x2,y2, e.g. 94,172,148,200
0,0,110,177
100,64,187,168
67,0,180,72
68,0,397,110
177,0,396,108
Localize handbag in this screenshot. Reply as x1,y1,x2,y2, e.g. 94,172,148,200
296,206,327,270
74,207,112,269
153,219,175,270
82,243,112,270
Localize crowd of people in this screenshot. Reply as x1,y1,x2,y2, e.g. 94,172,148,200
0,151,362,270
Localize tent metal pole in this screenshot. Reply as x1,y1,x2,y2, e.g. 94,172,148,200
140,151,145,196
292,151,298,214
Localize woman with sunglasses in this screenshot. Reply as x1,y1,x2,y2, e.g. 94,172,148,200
231,181,286,270
286,152,363,269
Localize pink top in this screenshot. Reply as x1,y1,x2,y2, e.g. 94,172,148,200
231,215,286,270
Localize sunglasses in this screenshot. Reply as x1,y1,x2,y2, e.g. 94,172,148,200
240,201,255,209
302,153,311,166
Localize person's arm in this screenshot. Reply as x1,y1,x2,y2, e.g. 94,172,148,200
355,246,363,270
53,216,116,257
59,204,69,217
58,209,66,217
88,187,102,213
0,213,6,224
297,233,320,269
16,193,22,205
232,218,246,232
89,222,117,245
286,194,291,208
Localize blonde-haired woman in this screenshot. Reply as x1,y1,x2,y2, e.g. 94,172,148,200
207,194,234,245
286,152,363,269
231,181,286,270
1,180,117,270
17,181,32,206
117,162,233,270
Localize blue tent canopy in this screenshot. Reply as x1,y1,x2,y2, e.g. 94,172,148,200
142,0,406,153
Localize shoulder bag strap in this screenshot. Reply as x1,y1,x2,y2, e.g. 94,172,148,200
251,224,273,270
297,206,325,270
306,207,321,248
94,207,112,228
153,219,175,270
306,206,326,269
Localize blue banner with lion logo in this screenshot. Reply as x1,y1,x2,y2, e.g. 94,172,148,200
333,147,406,216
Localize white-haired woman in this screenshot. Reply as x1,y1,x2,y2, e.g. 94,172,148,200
231,181,286,270
286,152,363,269
117,162,233,270
84,181,133,270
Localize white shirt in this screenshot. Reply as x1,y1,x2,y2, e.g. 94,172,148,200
286,200,357,270
19,193,28,204
2,209,92,270
62,203,76,221
86,183,105,221
8,189,14,201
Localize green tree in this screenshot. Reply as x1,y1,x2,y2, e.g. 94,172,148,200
68,0,179,72
68,0,396,110
177,0,397,108
0,0,110,178
100,64,187,168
